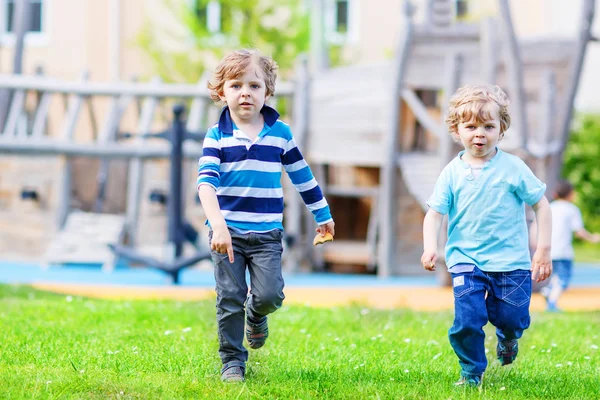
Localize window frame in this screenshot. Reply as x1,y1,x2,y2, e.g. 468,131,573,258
324,0,358,45
0,0,49,47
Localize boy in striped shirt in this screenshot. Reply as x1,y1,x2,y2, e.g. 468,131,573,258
198,49,335,382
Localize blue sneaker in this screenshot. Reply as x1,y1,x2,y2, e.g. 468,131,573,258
221,365,245,382
497,339,518,365
455,374,482,387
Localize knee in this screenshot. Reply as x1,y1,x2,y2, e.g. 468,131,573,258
251,290,285,315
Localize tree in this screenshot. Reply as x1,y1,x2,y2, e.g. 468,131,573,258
137,0,310,83
562,114,600,232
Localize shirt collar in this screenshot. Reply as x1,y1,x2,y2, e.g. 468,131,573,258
458,147,502,169
217,104,280,134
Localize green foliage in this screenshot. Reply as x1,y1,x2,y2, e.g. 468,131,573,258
136,0,310,83
562,114,600,232
2,284,600,399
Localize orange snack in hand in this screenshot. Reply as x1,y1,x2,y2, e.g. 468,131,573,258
313,231,334,246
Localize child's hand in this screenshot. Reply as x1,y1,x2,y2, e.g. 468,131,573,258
531,249,552,282
316,221,335,238
421,249,437,271
211,226,234,263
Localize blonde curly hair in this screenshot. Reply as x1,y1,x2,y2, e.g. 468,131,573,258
445,84,511,137
207,49,279,104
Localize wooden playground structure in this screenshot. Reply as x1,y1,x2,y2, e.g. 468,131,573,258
0,0,596,280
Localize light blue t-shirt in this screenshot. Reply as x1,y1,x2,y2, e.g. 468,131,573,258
427,148,546,272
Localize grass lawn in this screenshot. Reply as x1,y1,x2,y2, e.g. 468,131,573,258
1,285,599,399
574,242,600,264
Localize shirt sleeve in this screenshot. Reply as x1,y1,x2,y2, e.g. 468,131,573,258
427,165,453,215
570,205,584,233
197,127,222,191
514,160,547,206
282,135,332,225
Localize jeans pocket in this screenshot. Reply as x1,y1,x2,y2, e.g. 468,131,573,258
452,271,475,298
501,270,531,307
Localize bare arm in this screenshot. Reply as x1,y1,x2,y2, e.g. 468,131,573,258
575,229,600,243
531,195,552,282
421,209,444,271
198,185,233,262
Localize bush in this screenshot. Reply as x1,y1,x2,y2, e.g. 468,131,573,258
562,114,600,232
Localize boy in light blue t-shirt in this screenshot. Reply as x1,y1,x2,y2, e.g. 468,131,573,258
421,84,553,387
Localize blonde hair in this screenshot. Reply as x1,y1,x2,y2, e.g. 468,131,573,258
207,49,279,104
445,84,511,135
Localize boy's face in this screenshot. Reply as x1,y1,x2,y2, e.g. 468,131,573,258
453,101,503,164
219,62,269,123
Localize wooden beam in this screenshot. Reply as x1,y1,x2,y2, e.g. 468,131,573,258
480,16,498,84
378,2,414,279
549,0,596,194
401,89,445,139
56,71,89,229
533,70,556,184
284,55,309,273
31,92,52,139
125,77,161,248
498,0,529,151
440,52,462,170
0,73,295,97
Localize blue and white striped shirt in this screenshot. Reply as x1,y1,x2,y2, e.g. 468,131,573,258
197,105,332,233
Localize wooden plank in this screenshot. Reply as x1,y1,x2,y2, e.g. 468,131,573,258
0,73,295,98
95,94,133,212
186,74,210,133
401,89,445,139
378,4,414,278
440,52,462,170
31,92,52,138
4,89,26,137
480,16,499,84
325,185,378,198
322,240,370,265
284,56,307,273
125,77,161,248
56,70,89,228
498,0,529,150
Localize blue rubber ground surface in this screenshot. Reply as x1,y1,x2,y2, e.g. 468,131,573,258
1,261,600,288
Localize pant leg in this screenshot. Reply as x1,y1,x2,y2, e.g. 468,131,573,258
487,270,531,341
448,266,489,378
211,230,249,366
245,229,285,321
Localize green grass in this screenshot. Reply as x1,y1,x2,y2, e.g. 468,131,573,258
574,241,600,263
1,285,599,399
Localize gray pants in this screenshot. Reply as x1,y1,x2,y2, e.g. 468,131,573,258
209,228,285,369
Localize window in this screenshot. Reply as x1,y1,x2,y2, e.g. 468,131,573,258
5,0,43,33
194,0,222,34
455,0,468,19
0,0,47,46
325,0,358,45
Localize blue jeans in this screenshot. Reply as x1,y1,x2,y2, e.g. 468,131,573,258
449,265,531,378
550,259,573,290
210,228,285,370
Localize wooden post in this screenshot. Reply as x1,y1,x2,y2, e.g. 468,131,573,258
94,94,133,212
284,55,309,272
0,0,31,131
434,52,462,286
480,16,498,84
535,70,556,186
378,2,414,278
440,53,462,170
548,0,596,192
124,78,161,247
57,71,90,228
497,0,529,150
310,0,329,72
